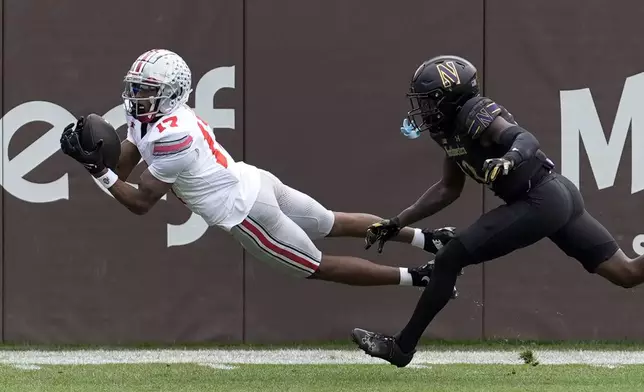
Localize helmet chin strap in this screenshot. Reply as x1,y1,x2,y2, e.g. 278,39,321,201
137,114,156,123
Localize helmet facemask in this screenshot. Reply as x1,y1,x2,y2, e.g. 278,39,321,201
406,88,451,135
122,79,183,123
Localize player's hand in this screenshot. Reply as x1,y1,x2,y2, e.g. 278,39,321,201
482,157,514,183
365,217,402,253
60,118,106,175
60,117,84,148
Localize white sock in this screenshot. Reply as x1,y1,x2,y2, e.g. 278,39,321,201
399,267,413,286
411,228,425,249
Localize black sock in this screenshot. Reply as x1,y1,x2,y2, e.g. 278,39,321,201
397,263,460,353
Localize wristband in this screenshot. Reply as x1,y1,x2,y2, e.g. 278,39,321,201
97,169,118,189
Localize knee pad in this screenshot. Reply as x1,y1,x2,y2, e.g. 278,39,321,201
318,209,335,237
435,238,472,272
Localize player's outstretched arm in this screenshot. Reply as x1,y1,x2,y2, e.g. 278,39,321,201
98,168,172,215
485,117,539,159
59,119,168,214
95,144,195,215
479,116,541,183
100,144,196,215
115,140,142,181
102,133,197,215
395,156,465,227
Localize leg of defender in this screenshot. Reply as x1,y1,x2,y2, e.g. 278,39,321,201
545,174,644,288
388,176,576,359
549,208,644,288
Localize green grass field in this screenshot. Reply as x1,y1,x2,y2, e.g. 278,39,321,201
2,341,644,392
2,363,644,392
4,338,644,351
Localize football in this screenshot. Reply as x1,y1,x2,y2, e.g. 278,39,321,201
79,113,121,170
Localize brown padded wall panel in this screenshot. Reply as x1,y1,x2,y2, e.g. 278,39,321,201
243,0,486,342
483,0,644,340
2,0,245,343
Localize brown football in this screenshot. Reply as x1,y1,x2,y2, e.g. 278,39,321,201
79,113,121,170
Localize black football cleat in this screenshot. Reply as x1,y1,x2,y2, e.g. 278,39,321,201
409,260,460,299
351,328,415,368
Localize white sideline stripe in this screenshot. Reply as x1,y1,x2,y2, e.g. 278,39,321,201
1,349,644,366
11,364,41,370
198,363,237,370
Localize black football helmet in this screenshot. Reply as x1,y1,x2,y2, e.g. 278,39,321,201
406,55,479,135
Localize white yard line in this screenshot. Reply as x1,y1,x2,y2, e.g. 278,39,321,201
1,349,644,367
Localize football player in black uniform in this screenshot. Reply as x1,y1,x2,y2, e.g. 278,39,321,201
355,55,644,367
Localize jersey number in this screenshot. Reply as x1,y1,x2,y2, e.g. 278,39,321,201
154,115,228,168
155,116,179,132
197,118,228,168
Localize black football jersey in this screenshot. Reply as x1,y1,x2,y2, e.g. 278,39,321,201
430,97,554,201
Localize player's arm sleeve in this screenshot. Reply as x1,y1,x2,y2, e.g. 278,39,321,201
498,126,540,166
147,133,196,183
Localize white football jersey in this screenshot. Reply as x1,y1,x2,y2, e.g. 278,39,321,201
126,104,261,230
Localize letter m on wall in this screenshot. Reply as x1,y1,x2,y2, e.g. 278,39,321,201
560,72,644,193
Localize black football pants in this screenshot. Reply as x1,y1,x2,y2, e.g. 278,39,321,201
455,172,618,272
396,172,618,354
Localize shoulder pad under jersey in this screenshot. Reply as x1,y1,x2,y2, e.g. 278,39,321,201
455,96,502,139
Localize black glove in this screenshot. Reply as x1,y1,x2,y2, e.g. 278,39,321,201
365,217,401,253
60,117,106,175
482,157,514,183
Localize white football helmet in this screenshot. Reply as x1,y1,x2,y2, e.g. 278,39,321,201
122,49,192,122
